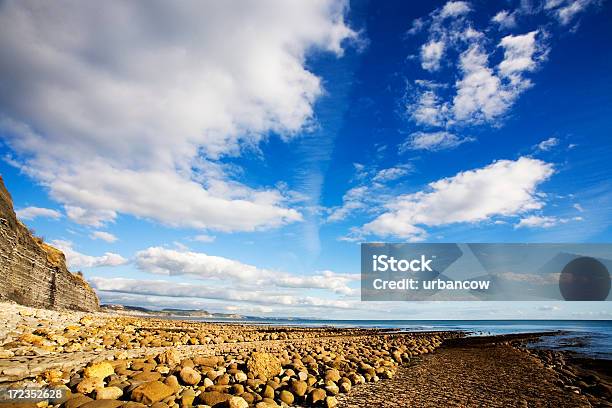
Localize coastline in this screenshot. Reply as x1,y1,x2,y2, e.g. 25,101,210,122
1,302,610,407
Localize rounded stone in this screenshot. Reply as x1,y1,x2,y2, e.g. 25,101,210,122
180,367,201,386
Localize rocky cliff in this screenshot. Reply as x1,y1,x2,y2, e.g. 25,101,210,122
0,176,99,311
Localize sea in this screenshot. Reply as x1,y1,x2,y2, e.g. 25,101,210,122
188,318,612,360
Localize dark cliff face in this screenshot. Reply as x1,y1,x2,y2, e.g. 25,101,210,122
0,176,99,311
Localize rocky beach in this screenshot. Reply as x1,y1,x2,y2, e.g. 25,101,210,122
0,303,610,408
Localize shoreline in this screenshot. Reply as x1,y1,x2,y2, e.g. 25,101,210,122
1,302,610,407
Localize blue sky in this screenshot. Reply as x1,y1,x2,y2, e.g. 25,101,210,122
0,0,611,319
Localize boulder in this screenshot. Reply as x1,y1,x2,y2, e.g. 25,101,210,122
290,380,307,397
65,395,94,408
227,396,248,408
309,388,326,404
246,353,281,380
131,381,175,405
279,390,294,405
179,367,201,385
80,401,123,408
95,387,123,400
76,377,104,394
198,391,230,406
84,362,115,379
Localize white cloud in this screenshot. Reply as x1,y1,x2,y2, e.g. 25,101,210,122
498,31,544,79
193,234,216,243
400,131,474,152
362,157,554,239
91,277,359,310
537,137,560,151
452,32,545,124
545,0,597,25
408,1,550,131
327,186,369,223
328,164,413,224
573,203,584,212
135,246,358,295
514,214,583,228
90,231,118,243
51,240,127,269
491,10,517,29
421,40,445,72
0,0,356,232
15,206,61,221
439,1,472,19
372,165,412,182
515,215,561,228
408,81,449,127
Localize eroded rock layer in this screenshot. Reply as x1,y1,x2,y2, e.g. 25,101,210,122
0,177,99,311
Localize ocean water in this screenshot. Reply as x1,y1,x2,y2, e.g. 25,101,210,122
191,318,612,360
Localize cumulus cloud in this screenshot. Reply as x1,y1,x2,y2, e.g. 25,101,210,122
453,32,545,124
51,240,127,269
90,231,118,243
362,157,554,239
0,0,356,232
439,1,472,19
400,131,474,152
498,31,544,79
491,10,517,29
15,206,61,221
135,246,358,295
407,1,549,134
421,40,445,72
408,81,450,127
